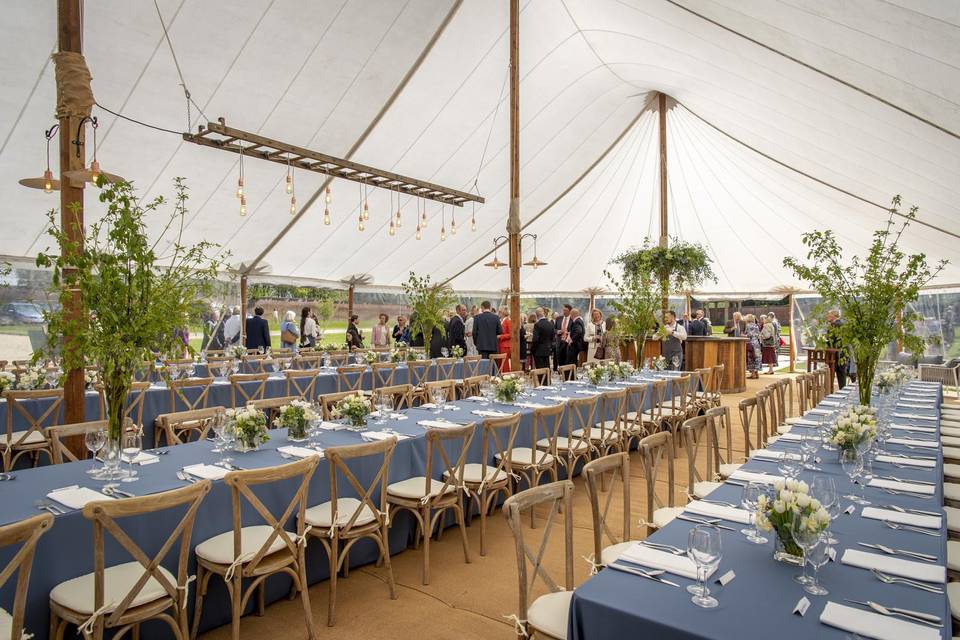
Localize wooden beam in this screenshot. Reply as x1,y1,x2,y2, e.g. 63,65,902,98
788,293,796,372
658,92,669,316
508,0,522,373
240,275,248,347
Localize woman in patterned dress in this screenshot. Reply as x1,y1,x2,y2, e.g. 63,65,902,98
744,314,762,379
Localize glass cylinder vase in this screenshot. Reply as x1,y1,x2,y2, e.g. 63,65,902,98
773,530,804,565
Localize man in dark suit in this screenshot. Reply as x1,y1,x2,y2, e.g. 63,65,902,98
472,300,501,360
245,306,271,352
688,310,708,337
723,312,745,337
448,304,467,354
554,304,573,369
567,308,586,366
531,307,555,370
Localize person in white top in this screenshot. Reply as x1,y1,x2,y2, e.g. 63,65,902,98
585,308,606,363
464,305,478,356
300,306,318,348
223,305,242,346
661,310,687,370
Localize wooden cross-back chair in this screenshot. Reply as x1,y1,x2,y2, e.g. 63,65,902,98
489,353,507,376
583,452,636,568
166,377,213,415
0,513,53,640
284,369,319,402
371,362,398,391
95,382,150,430
2,388,63,471
510,404,563,509
249,396,299,425
635,379,667,440
706,405,742,479
574,389,626,461
795,374,810,415
319,391,357,421
405,358,432,389
423,379,456,407
528,367,551,388
780,377,794,419
459,374,489,399
50,481,211,640
658,375,691,451
502,480,574,640
305,438,397,626
372,384,413,411
461,355,482,379
386,423,474,585
336,365,366,393
327,351,349,367
228,373,269,409
755,388,775,446
621,383,650,451
682,415,721,500
557,364,577,382
192,457,319,640
47,419,133,465
684,370,704,419
637,431,681,534
709,363,725,407
813,368,829,404
155,407,225,447
542,396,596,479
456,413,520,556
693,367,713,412
204,357,234,378
434,357,456,381
736,395,761,459
767,381,786,433
294,353,323,370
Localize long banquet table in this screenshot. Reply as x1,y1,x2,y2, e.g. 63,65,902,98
568,381,948,640
0,369,683,640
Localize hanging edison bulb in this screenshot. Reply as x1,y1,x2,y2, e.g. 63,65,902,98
415,223,422,240
358,212,365,232
285,167,293,194
440,224,446,241
239,195,247,216
289,195,297,215
362,182,370,221
236,150,245,198
451,210,457,236
420,205,427,228
325,185,332,204
471,214,477,232
323,206,331,225
389,218,396,236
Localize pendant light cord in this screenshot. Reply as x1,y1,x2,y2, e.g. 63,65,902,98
153,0,210,131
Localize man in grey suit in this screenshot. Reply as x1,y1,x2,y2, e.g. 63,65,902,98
472,300,502,360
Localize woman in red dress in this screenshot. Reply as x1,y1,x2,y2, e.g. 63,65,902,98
497,308,512,373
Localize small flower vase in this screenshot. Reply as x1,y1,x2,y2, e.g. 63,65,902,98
773,529,804,565
348,414,367,430
101,437,124,479
839,446,857,463
234,435,260,453
287,418,308,442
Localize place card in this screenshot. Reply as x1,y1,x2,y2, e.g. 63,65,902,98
844,504,856,515
793,596,811,616
715,570,735,586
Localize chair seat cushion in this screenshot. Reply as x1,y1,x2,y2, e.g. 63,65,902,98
386,477,456,500
941,427,960,438
777,425,792,435
50,561,176,614
784,417,805,425
526,590,572,640
693,481,722,499
766,435,780,445
949,581,960,620
600,541,637,566
944,448,960,461
571,426,619,443
453,463,509,485
540,437,589,453
947,506,960,533
944,436,960,448
946,463,960,480
305,498,378,529
658,403,687,416
652,507,684,529
497,447,554,467
2,430,47,446
948,540,960,572
195,525,292,565
718,463,743,478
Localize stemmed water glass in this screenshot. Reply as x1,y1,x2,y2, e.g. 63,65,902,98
431,386,447,414
211,414,235,466
840,453,866,505
792,515,829,595
800,432,819,470
778,452,801,480
740,482,768,544
120,430,142,483
687,525,722,609
481,379,495,405
856,448,875,506
379,394,396,432
811,476,839,545
84,428,106,477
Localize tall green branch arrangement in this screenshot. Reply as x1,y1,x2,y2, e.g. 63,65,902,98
603,269,659,344
402,272,456,357
35,178,226,438
614,237,716,313
782,196,946,404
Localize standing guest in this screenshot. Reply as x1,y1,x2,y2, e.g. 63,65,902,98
679,312,692,336
472,300,502,360
697,309,712,334
371,313,391,348
555,304,573,369
201,310,219,351
497,308,513,372
604,317,621,362
428,325,445,358
759,314,778,375
207,310,225,351
224,305,242,346
524,312,536,369
688,311,708,337
825,309,849,389
245,306,272,352
585,308,606,363
300,307,318,349
346,314,364,350
660,310,687,370
744,314,762,379
280,310,300,351
567,308,587,366
465,305,478,356
531,307,555,370
392,315,411,344
448,304,467,354
723,311,745,337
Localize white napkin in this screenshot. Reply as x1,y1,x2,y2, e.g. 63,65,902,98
616,543,712,580
890,424,936,433
574,390,601,396
419,403,438,409
898,401,935,409
874,454,936,469
277,445,321,458
318,421,348,431
750,449,801,461
861,507,941,529
886,437,938,449
867,478,935,495
464,396,486,402
182,464,229,480
537,385,557,391
684,501,752,525
417,420,463,429
840,548,945,583
893,413,936,422
472,410,512,417
819,601,940,640
728,470,781,485
47,485,113,509
544,395,573,403
130,452,159,466
807,408,832,416
820,400,841,407
362,431,405,441
784,418,820,427
513,401,549,409
596,386,620,391
565,380,587,385
778,432,821,442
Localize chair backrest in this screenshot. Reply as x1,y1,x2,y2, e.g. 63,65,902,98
328,351,349,367
583,452,630,563
644,379,667,424
711,364,725,401
423,423,476,499
736,396,759,454
205,357,234,378
96,381,150,430
755,388,773,445
795,374,810,414
284,369,319,402
373,384,413,410
768,381,786,428
489,353,507,376
155,407,225,445
323,438,396,537
0,513,53,640
405,360,431,388
167,377,214,413
595,389,627,443
336,365,366,392
477,413,521,484
242,355,269,374
47,418,132,464
223,457,318,578
686,370,703,407
681,415,716,493
666,375,691,414
705,406,733,469
295,353,324,370
528,367,551,388
502,481,574,627
423,379,456,402
462,355,482,378
460,375,489,399
228,373,269,408
530,404,564,466
557,364,577,381
623,383,648,434
695,367,712,397
319,391,357,420
81,481,210,636
780,378,794,418
371,362,398,390
564,396,597,453
434,357,456,381
3,388,62,449
638,431,675,524
248,395,300,417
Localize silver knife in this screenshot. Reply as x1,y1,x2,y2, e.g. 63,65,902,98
857,542,938,562
676,515,736,531
881,504,943,517
844,599,942,626
607,562,680,587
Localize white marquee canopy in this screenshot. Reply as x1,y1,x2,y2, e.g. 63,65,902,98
2,0,959,294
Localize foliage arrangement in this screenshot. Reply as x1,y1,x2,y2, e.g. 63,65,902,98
876,363,910,393
273,399,319,441
450,344,464,359
603,268,659,344
35,178,224,440
17,366,47,390
227,404,269,450
783,197,946,404
226,344,248,360
755,479,831,557
402,272,456,358
363,350,379,365
608,362,635,380
493,376,523,403
332,391,371,428
84,369,99,389
613,237,716,312
318,342,347,352
587,366,608,386
0,371,15,394
828,405,877,455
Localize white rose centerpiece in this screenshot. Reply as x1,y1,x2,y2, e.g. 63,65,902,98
755,478,831,562
828,405,877,458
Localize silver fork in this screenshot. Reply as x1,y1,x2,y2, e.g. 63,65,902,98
177,470,197,484
870,569,943,594
882,520,941,537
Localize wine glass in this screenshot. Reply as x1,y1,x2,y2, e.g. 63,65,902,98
777,452,800,480
791,514,825,592
740,482,768,544
84,428,106,476
687,525,722,609
840,453,865,504
856,449,875,506
379,394,395,432
120,430,142,483
431,386,447,414
800,432,819,470
211,414,234,466
811,476,839,545
481,379,495,405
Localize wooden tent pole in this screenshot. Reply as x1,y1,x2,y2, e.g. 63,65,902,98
507,0,522,372
788,293,796,372
658,92,669,317
348,284,355,321
58,0,85,425
239,274,248,347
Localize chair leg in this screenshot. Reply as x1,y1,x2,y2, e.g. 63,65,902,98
479,489,490,557
231,574,242,640
298,553,318,640
257,580,266,616
453,503,471,565
328,540,339,626
380,526,398,600
190,566,208,640
421,505,432,585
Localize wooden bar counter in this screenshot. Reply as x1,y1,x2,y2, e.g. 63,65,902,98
684,336,748,393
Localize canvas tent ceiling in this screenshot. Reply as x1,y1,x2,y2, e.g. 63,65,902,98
1,0,958,295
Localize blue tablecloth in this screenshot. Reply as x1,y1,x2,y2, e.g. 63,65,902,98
569,383,948,640
0,372,678,640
